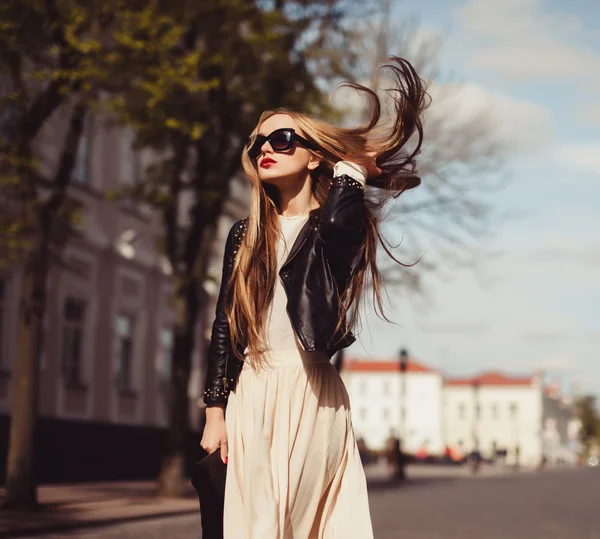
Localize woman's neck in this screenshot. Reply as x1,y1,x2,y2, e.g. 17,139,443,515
278,175,320,217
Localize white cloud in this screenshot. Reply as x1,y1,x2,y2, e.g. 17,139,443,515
454,0,600,89
575,103,600,125
426,81,554,152
561,144,600,174
528,356,577,373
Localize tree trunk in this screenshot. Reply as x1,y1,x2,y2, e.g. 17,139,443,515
2,100,85,509
158,274,199,497
3,221,50,510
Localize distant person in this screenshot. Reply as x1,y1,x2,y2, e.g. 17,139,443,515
394,438,407,481
356,436,368,464
385,436,406,482
199,57,427,538
469,449,482,474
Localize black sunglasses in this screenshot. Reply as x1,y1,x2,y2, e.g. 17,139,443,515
246,128,319,159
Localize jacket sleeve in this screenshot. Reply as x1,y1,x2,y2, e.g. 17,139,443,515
319,162,368,251
202,221,239,406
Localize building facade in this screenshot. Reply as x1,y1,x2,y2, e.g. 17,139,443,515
443,373,581,467
443,373,543,466
343,355,581,467
342,356,444,454
0,103,249,482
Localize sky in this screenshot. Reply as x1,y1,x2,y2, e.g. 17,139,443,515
348,0,600,399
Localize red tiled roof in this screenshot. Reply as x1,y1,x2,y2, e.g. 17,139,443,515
345,358,437,374
445,371,532,387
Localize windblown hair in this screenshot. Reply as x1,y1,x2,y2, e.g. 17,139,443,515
227,57,429,365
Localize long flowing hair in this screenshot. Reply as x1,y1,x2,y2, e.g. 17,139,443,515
227,57,428,365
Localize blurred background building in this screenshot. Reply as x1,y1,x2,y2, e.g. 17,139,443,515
343,350,582,467
342,352,443,455
0,112,249,483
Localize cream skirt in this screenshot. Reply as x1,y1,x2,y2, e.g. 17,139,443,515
223,349,373,539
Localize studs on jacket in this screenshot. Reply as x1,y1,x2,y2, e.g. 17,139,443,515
332,174,365,191
203,387,227,401
232,217,249,257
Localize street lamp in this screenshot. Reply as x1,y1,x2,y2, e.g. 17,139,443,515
393,348,408,481
399,349,408,442
471,379,481,473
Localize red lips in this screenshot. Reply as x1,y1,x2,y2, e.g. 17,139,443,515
260,157,276,168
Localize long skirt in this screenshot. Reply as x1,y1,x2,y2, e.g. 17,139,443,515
223,349,374,539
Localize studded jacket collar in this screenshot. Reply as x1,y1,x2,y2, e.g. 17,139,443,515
203,174,366,405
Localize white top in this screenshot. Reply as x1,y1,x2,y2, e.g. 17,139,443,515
264,161,367,353
265,214,309,351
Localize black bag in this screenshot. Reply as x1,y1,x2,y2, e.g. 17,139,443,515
190,450,227,539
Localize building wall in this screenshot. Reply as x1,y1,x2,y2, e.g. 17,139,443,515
0,104,248,432
541,393,582,465
0,110,173,426
343,370,444,454
443,385,544,466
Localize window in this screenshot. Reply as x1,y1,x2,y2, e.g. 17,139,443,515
382,408,390,420
458,403,466,420
359,379,367,396
509,402,519,420
157,328,173,386
119,126,143,210
0,279,5,367
359,408,367,420
114,314,135,392
491,403,499,420
382,380,390,395
475,403,482,420
61,297,86,386
74,115,93,184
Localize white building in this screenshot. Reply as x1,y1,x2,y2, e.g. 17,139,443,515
342,355,582,467
443,372,581,467
342,354,444,454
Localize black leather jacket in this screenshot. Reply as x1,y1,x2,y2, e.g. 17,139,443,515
203,174,366,406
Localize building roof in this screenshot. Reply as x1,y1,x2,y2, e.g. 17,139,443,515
344,358,437,374
445,371,533,387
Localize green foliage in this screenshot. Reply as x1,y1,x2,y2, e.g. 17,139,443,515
576,395,600,450
1,0,374,499
98,0,364,261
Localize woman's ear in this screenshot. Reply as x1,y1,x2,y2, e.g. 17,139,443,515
307,152,321,171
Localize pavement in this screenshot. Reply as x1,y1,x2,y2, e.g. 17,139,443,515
1,462,592,539
0,481,200,538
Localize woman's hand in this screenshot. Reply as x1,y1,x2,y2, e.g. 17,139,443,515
350,151,382,179
201,405,228,464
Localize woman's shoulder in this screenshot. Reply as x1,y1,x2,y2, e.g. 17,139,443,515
226,217,249,251
230,216,249,235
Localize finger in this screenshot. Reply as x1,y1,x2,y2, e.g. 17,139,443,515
220,442,229,464
200,439,217,454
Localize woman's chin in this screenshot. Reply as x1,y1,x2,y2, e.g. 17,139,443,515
259,170,283,184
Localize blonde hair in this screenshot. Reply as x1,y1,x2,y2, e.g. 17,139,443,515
227,57,428,366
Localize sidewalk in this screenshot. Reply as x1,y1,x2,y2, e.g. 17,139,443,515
0,463,540,537
0,482,200,538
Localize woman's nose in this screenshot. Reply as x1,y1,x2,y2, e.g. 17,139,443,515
261,140,274,155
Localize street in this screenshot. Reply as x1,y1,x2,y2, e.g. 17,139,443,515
20,467,599,539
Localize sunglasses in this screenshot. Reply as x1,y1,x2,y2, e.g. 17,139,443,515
246,128,319,159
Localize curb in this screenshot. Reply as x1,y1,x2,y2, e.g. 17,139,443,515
0,506,200,538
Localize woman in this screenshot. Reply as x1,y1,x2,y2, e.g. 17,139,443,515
201,57,428,538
